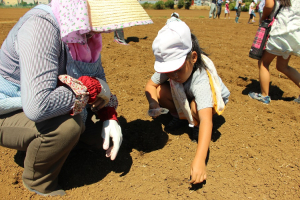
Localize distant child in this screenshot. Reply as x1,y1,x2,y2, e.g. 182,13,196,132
258,0,265,24
224,0,230,19
249,0,300,104
248,0,256,23
209,0,217,19
216,0,224,19
145,20,230,184
235,0,243,23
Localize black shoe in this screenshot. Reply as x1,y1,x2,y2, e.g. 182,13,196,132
191,126,199,142
164,117,187,131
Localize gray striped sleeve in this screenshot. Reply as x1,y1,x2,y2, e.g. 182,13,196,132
18,14,75,122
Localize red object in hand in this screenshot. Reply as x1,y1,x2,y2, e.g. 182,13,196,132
78,76,102,103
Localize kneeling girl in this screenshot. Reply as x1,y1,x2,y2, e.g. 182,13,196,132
145,20,230,184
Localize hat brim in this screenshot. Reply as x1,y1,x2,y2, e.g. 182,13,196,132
154,56,187,73
88,0,153,33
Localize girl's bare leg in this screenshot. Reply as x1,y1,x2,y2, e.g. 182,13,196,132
156,83,177,115
258,51,276,96
276,56,300,89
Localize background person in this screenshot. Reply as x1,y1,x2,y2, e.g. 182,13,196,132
209,0,217,19
248,0,257,23
258,0,266,24
224,0,230,19
249,0,300,104
114,28,128,45
235,0,243,23
216,0,224,19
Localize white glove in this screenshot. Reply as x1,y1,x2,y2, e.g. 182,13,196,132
96,78,111,109
101,120,123,160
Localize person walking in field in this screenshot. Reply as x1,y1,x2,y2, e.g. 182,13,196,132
235,0,244,23
0,0,152,196
249,0,300,104
209,0,217,19
216,0,224,19
258,0,266,24
224,0,230,19
145,20,230,184
248,0,257,23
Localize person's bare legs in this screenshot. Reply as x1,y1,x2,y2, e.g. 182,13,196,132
276,56,300,89
258,51,276,96
156,82,177,116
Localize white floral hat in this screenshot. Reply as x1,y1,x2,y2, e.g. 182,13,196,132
88,0,153,32
52,0,153,44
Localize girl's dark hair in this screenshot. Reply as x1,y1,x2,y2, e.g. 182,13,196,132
186,33,208,72
279,0,291,7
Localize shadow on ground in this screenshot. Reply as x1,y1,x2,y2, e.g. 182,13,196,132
239,76,295,101
60,115,168,190
13,112,226,191
126,36,148,43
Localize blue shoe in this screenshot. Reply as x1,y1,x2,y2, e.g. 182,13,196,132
248,92,271,104
293,97,300,103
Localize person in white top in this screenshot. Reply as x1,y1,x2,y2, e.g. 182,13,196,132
258,0,266,24
249,0,300,104
248,0,256,23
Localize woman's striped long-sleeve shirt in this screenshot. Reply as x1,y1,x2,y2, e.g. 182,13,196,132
0,8,105,122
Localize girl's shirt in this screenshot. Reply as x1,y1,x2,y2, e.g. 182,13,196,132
225,3,229,10
151,68,230,111
269,0,300,36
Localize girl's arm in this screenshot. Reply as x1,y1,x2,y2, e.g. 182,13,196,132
261,0,275,21
145,79,160,109
190,107,213,184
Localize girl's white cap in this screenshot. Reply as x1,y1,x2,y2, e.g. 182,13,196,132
152,21,192,73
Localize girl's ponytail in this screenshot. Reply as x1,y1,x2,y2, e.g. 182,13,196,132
190,33,208,71
279,0,291,7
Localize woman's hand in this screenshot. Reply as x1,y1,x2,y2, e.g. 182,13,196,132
90,96,108,112
88,78,111,112
189,157,207,184
101,120,123,160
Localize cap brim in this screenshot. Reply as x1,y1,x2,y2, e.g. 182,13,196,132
154,56,186,73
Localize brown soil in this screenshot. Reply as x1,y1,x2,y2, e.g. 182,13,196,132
0,8,300,200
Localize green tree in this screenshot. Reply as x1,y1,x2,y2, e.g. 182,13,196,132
184,0,192,9
177,0,184,9
165,0,175,9
141,2,153,9
154,1,165,9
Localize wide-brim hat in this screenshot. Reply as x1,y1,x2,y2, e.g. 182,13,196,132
87,0,153,32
